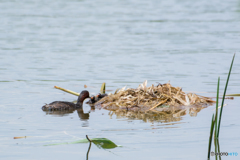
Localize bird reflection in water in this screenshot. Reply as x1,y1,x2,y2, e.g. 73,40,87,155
42,106,95,127
43,100,210,124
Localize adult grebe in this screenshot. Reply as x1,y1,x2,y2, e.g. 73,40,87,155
42,90,90,111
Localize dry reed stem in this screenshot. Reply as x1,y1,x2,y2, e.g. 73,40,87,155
54,86,80,96
145,99,168,112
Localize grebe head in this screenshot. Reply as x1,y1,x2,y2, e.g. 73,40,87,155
77,90,90,105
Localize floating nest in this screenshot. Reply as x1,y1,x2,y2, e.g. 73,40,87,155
94,81,215,118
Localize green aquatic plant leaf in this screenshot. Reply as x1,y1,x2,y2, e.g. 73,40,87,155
217,53,235,138
207,54,235,159
100,83,106,94
207,114,215,159
45,137,120,149
214,77,220,138
214,77,220,159
91,138,118,149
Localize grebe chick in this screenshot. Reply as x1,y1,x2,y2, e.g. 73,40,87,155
86,93,108,104
42,90,90,111
97,93,108,99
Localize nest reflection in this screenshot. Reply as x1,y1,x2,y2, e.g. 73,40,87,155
43,103,209,123
104,104,208,123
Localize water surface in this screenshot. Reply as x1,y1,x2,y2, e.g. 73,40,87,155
0,0,240,159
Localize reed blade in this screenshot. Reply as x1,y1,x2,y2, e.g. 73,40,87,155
216,139,221,160
217,53,235,138
208,114,215,159
100,83,106,94
214,77,220,139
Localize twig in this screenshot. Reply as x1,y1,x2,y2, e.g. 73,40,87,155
225,94,240,96
54,86,80,96
208,96,234,100
145,99,168,112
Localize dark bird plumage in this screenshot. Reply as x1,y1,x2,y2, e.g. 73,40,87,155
42,90,90,111
86,93,108,104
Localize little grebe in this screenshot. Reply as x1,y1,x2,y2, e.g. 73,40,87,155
87,93,108,104
42,90,90,111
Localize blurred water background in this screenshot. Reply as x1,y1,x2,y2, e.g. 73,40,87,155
0,0,240,159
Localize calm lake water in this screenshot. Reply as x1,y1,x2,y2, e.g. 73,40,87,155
0,0,240,159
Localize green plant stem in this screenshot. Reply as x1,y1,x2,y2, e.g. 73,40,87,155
215,77,220,137
217,54,235,138
86,135,92,160
208,114,215,159
216,139,221,160
86,135,92,142
214,78,220,160
215,141,217,160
